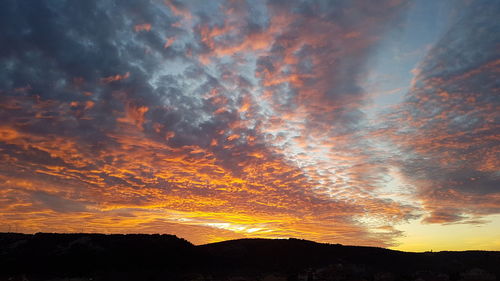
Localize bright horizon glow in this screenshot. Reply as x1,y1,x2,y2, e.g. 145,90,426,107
392,214,500,252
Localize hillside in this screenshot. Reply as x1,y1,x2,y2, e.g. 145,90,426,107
0,233,499,281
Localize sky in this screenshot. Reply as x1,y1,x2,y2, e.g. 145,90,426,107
0,0,499,252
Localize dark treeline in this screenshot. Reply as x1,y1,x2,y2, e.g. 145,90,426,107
0,233,499,281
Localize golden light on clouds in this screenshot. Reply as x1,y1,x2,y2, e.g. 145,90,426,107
0,0,498,251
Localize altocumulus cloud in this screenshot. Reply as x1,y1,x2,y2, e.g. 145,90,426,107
379,0,500,225
0,0,498,246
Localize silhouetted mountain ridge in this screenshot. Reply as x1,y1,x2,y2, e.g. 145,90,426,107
1,233,499,281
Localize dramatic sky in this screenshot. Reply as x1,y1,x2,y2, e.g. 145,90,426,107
0,0,499,251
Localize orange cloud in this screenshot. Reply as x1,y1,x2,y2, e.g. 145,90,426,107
117,102,149,130
101,72,130,83
164,37,176,48
0,0,431,249
0,103,414,247
134,23,152,32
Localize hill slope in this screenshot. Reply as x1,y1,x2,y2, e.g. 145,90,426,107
0,233,499,281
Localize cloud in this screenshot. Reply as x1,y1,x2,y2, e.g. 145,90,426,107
4,0,483,248
380,0,500,224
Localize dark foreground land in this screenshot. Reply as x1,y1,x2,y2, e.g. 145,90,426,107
0,233,499,281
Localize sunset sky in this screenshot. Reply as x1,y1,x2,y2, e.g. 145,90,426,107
0,0,499,252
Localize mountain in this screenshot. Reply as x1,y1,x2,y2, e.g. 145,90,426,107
0,233,499,281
